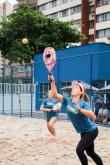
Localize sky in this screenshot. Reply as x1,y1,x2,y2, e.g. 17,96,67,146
0,0,18,5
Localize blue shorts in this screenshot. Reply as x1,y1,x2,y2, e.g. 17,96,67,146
46,111,58,121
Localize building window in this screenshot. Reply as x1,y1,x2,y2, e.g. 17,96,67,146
89,20,94,29
49,0,58,7
59,9,69,17
49,12,58,19
60,81,71,96
13,65,32,73
70,5,81,15
60,0,69,5
97,0,110,7
61,81,71,88
97,12,110,22
89,35,94,43
39,3,49,11
97,30,105,38
89,6,95,17
96,28,110,38
22,79,31,84
39,83,51,99
39,5,45,11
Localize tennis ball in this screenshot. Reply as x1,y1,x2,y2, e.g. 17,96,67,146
22,38,28,44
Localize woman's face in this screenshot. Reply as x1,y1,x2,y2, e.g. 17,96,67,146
48,91,53,99
71,84,83,97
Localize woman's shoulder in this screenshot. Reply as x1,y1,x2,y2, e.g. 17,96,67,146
80,99,91,109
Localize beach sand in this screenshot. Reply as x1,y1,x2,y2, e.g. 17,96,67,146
0,115,109,165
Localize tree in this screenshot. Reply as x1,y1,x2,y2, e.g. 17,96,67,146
0,4,85,64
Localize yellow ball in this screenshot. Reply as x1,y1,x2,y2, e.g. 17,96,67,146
22,38,28,44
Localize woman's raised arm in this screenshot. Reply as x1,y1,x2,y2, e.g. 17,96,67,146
49,74,63,103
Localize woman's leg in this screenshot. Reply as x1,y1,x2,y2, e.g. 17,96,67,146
86,142,103,165
46,117,57,137
76,137,88,165
76,128,103,165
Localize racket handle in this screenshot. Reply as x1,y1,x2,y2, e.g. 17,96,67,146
49,72,52,82
49,72,52,76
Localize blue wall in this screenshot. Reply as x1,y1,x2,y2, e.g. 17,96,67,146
34,43,110,111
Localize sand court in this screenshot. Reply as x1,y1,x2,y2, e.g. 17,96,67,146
0,115,109,165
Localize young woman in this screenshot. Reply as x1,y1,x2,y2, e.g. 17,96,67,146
49,75,103,165
40,90,62,139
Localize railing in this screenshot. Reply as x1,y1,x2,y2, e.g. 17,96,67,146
0,83,36,94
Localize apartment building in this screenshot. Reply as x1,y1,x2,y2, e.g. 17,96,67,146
0,1,12,19
0,1,13,68
35,0,110,44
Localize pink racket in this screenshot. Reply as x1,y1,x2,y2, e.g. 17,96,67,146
43,47,56,76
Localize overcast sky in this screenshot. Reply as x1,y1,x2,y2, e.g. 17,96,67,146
0,0,18,5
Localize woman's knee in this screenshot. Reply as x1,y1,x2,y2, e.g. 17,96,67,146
48,120,55,127
48,122,53,128
76,146,84,156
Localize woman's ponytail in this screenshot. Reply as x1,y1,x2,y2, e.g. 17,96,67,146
82,93,90,103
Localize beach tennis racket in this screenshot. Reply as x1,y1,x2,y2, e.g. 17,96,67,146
43,47,56,79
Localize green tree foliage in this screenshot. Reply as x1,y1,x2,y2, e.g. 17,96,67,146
0,4,85,64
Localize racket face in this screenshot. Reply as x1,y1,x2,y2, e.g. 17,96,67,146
43,47,56,72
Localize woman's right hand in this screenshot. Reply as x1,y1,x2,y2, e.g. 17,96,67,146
48,74,55,82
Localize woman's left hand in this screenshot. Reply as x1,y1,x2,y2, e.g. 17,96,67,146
74,103,81,111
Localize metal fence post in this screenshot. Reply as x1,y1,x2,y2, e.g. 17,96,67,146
18,90,22,118
2,67,5,114
11,66,13,114
30,63,33,117
90,53,93,107
57,59,60,93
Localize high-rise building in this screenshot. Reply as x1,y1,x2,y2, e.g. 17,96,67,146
35,0,110,45
0,1,12,19
0,1,13,68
